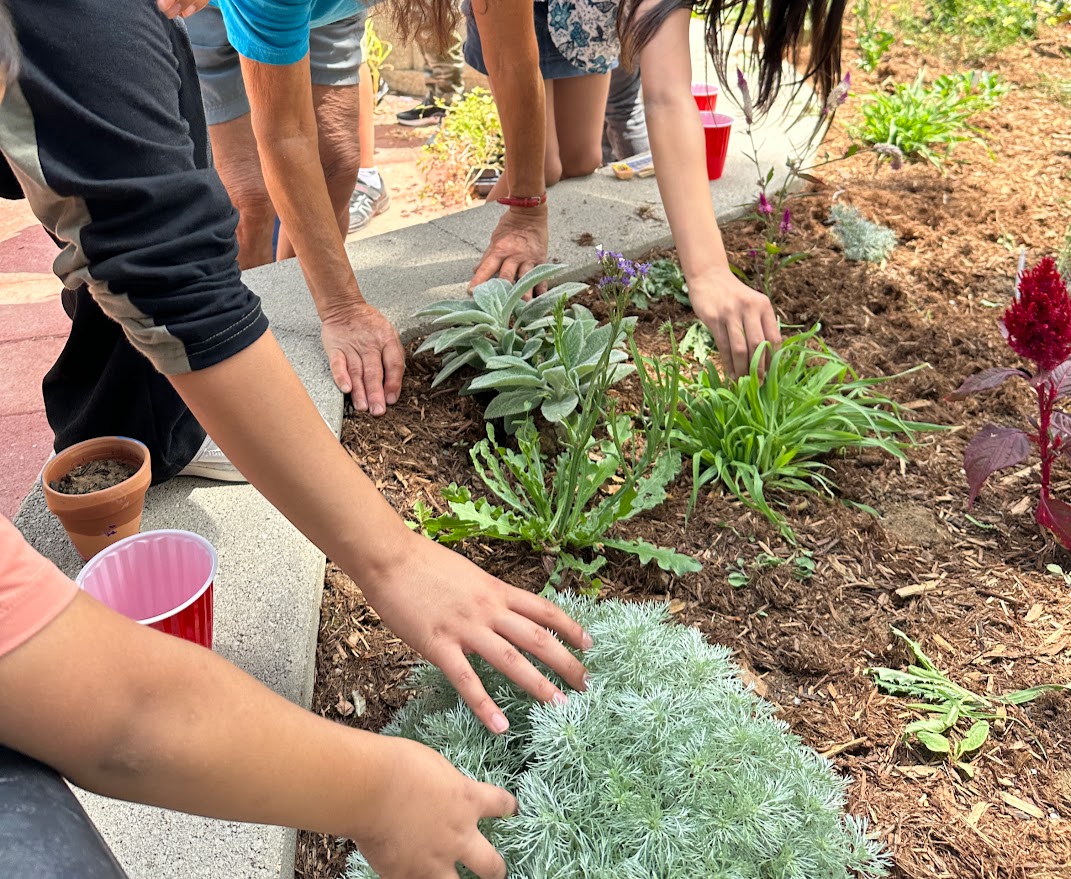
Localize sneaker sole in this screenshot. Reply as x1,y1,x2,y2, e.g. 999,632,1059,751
397,116,444,127
177,462,248,483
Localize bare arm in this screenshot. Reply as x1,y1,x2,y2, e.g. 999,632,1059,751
469,0,550,287
639,7,781,379
168,331,590,733
241,55,404,415
0,591,516,879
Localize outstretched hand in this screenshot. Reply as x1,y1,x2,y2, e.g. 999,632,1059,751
690,265,782,380
360,532,591,734
321,303,405,416
471,205,549,295
355,736,517,879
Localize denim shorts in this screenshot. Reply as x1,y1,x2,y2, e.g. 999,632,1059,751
462,0,590,80
186,5,367,125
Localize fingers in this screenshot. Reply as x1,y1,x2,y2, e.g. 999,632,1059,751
461,835,509,879
361,349,387,417
439,650,512,734
507,587,593,653
470,253,504,292
329,349,353,396
498,259,521,286
473,630,570,709
708,321,733,380
476,782,519,820
495,613,589,696
383,337,406,407
760,305,782,373
346,354,369,413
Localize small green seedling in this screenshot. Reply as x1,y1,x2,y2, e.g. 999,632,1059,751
866,627,1069,776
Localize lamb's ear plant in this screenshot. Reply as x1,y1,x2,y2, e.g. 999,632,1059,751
415,264,586,388
466,298,636,428
829,204,897,263
666,325,940,539
950,256,1071,549
866,627,1069,777
415,249,700,590
347,595,889,879
678,320,717,362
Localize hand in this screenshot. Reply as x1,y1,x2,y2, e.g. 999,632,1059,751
470,205,549,295
157,0,208,18
321,304,405,416
360,531,591,734
689,265,782,380
355,737,517,879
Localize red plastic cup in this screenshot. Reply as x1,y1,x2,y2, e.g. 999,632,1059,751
699,112,734,181
76,529,217,648
691,82,719,112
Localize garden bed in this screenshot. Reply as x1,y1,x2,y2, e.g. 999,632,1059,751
297,21,1071,879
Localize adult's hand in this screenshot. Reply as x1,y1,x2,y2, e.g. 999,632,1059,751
157,0,208,18
689,264,782,381
360,531,592,735
321,303,405,416
470,205,549,294
355,737,517,879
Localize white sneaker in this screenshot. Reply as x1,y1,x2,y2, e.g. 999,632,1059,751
178,435,247,483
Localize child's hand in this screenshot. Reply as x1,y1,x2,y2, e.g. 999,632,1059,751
157,0,209,19
356,737,517,879
689,265,782,380
358,532,590,735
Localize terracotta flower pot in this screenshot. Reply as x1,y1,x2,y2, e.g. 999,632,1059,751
43,437,151,560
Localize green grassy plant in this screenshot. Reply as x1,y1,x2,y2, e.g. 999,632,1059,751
347,595,889,879
667,325,939,538
851,71,1006,168
419,87,504,205
829,204,897,262
867,628,1069,776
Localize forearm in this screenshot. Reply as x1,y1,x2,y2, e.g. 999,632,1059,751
643,86,733,289
244,59,363,321
475,5,545,196
0,593,386,838
168,330,413,578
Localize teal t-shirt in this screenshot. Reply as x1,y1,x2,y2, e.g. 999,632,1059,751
208,0,364,65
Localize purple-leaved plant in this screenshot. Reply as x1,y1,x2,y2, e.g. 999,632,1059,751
951,256,1071,548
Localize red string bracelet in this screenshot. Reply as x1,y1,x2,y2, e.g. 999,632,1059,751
497,193,548,208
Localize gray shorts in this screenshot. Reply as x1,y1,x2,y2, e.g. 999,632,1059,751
186,5,367,125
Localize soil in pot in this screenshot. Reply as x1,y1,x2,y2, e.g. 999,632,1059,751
49,459,138,495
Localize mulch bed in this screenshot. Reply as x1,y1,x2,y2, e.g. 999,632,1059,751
297,23,1071,879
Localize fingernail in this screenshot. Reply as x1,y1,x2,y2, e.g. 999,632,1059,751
491,713,509,734
386,393,399,405
372,404,385,416
551,691,568,706
581,630,594,650
581,673,591,691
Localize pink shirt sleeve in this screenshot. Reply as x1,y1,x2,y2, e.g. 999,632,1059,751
0,516,78,658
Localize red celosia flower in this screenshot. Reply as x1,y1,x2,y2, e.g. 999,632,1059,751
1003,257,1071,372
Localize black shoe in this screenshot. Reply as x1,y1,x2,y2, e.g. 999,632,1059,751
375,78,390,106
397,95,448,127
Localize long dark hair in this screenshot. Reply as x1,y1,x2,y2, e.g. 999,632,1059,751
384,0,461,53
618,0,846,110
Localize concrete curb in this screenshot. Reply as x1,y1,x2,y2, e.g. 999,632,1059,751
12,25,815,879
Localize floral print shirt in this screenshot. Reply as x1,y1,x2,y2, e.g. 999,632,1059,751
544,0,620,74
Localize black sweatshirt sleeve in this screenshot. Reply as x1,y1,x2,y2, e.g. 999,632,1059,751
0,0,268,374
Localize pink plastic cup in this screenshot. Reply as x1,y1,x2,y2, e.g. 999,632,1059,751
699,112,734,181
76,529,217,648
691,82,719,112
